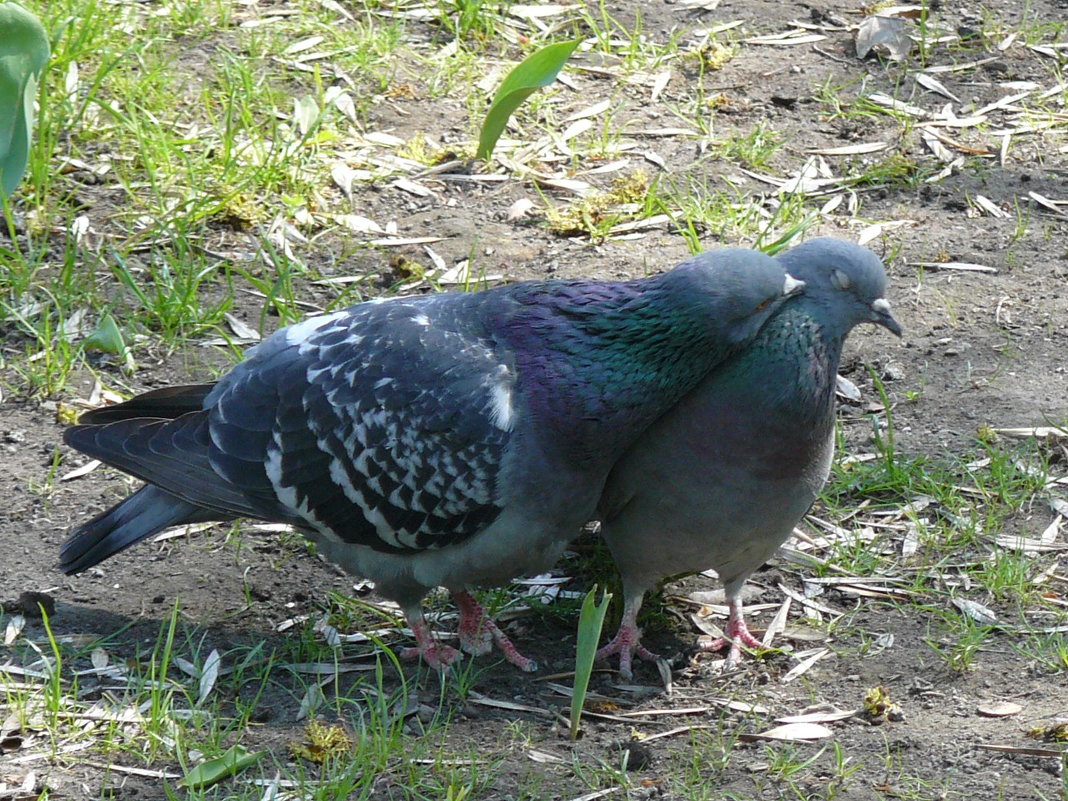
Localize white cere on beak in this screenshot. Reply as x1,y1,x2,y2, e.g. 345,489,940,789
782,274,805,295
872,298,892,315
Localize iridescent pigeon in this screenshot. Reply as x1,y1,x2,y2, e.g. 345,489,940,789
597,238,902,678
61,249,801,671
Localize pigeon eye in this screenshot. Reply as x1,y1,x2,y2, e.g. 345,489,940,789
831,270,851,290
755,299,769,311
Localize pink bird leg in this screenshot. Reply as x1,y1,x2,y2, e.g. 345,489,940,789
453,590,538,672
596,593,659,681
701,595,765,667
398,608,461,671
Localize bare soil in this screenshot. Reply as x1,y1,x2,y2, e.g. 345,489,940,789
4,0,1068,798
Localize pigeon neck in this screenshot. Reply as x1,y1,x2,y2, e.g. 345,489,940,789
508,280,738,465
756,305,846,426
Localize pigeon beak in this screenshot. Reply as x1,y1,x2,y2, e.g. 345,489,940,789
782,273,805,297
870,298,902,337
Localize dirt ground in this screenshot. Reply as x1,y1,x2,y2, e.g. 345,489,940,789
3,0,1068,798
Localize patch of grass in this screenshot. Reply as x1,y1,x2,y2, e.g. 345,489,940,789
658,172,816,254
433,0,509,44
713,122,785,169
578,0,684,72
0,602,529,798
545,168,652,238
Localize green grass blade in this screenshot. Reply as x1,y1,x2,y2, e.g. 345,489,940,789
570,585,611,741
476,38,581,162
0,2,49,197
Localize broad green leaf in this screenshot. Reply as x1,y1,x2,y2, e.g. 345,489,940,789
82,313,135,370
179,745,264,789
0,3,49,197
570,585,611,740
476,39,580,163
82,313,126,355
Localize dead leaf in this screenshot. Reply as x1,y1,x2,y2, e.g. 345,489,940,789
741,723,834,742
369,237,444,247
564,101,611,122
806,142,887,156
908,261,997,273
776,706,856,724
650,71,671,102
992,427,1067,440
197,650,222,705
916,73,960,102
282,36,325,55
4,615,25,645
974,194,1007,218
782,648,830,683
392,178,436,198
336,214,385,235
835,375,861,401
224,313,260,342
856,15,913,61
90,648,109,670
438,260,504,285
746,31,826,46
951,597,998,625
60,460,102,481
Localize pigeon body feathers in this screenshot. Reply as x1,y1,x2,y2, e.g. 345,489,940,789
597,238,902,678
62,249,800,670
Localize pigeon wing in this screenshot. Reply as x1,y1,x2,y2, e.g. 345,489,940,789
244,299,516,553
68,298,517,555
77,384,215,423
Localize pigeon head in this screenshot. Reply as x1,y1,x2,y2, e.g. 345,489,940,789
667,248,806,346
776,238,902,338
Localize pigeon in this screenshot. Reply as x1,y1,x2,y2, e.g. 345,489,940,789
60,248,802,671
596,238,902,679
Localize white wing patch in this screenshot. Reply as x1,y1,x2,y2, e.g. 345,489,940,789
488,378,516,432
285,310,349,347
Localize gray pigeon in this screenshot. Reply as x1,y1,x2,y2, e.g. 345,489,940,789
596,238,901,678
60,249,801,671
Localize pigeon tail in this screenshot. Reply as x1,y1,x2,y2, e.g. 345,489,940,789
59,485,221,574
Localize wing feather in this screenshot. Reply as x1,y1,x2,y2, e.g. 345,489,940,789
68,296,520,555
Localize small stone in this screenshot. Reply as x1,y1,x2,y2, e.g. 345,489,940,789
16,591,55,619
619,741,653,770
882,363,905,381
977,701,1022,718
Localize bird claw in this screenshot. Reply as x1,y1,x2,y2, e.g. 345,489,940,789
458,627,493,657
399,643,461,671
701,615,766,668
453,590,538,672
597,627,661,681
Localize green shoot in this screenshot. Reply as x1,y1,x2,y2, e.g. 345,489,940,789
476,39,581,162
570,585,611,741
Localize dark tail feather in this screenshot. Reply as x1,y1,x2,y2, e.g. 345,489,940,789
77,384,215,424
59,485,222,574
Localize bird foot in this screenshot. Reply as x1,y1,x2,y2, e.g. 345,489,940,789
702,617,765,668
458,630,493,657
453,590,538,672
395,645,457,674
399,642,461,671
597,625,660,681
456,605,493,657
400,615,461,671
